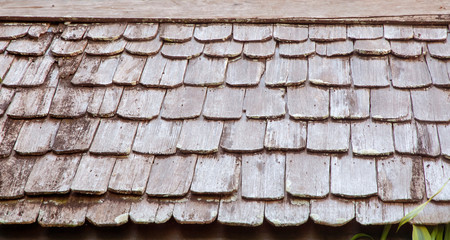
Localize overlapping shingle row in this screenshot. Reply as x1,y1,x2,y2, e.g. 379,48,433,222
0,22,449,227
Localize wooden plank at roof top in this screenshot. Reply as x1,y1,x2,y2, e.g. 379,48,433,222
2,0,449,23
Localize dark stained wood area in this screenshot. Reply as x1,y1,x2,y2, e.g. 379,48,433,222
1,0,450,23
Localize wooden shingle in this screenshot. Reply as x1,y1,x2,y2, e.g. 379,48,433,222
38,195,88,227
438,124,450,159
405,202,450,225
390,41,423,58
116,88,165,120
173,197,219,224
347,25,383,39
354,39,391,55
3,55,54,87
51,38,87,57
351,56,390,87
203,41,243,58
273,24,308,42
160,24,194,43
85,39,126,56
309,25,346,41
194,24,232,42
426,55,450,87
265,198,309,227
316,40,353,56
310,196,355,227
125,39,162,56
264,54,307,86
390,56,432,88
87,86,123,117
423,158,450,201
0,117,23,158
0,156,35,199
71,55,119,86
86,195,132,226
61,24,88,40
307,121,350,153
351,121,394,156
355,197,404,225
413,26,447,41
0,24,30,39
309,55,351,86
330,88,370,119
176,119,224,154
371,88,411,122
264,118,306,150
71,155,116,195
140,54,187,88
244,87,286,119
112,53,147,85
14,119,60,155
0,197,42,224
86,23,127,41
287,85,329,120
123,23,158,41
233,24,272,42
160,40,204,59
221,118,266,152
133,119,183,155
226,58,265,86
243,39,276,58
6,33,53,56
129,197,163,224
393,122,441,156
203,86,245,120
89,119,138,155
53,118,99,154
278,40,315,58
161,86,206,119
0,88,14,117
184,55,228,86
218,191,265,226
50,79,94,118
108,154,153,195
384,25,413,40
411,87,450,122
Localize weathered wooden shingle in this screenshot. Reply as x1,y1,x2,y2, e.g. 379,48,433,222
116,88,165,120
6,33,53,56
173,197,219,224
140,54,187,88
0,54,14,79
413,26,447,41
61,24,88,40
377,156,425,202
438,124,450,159
355,197,404,225
233,24,272,42
0,24,30,39
87,23,127,41
190,154,239,194
243,39,276,58
310,196,355,227
160,24,194,42
279,40,315,57
0,118,23,158
108,154,153,195
71,155,116,195
411,87,450,122
125,39,162,56
273,24,308,42
287,85,329,120
317,40,353,56
129,197,174,224
307,121,350,153
241,153,285,200
264,54,307,86
371,88,411,122
160,40,204,59
331,155,377,198
27,24,48,38
390,56,432,88
265,198,310,227
52,118,99,154
38,195,88,227
0,156,34,199
89,119,138,155
85,39,126,56
161,86,206,119
351,56,390,87
264,119,306,150
71,55,119,86
123,23,158,41
203,86,245,120
390,41,423,58
194,24,232,42
221,118,266,152
0,197,42,224
133,119,182,155
309,25,346,41
24,154,81,195
50,78,94,118
218,191,265,226
244,87,286,119
330,88,370,119
404,202,450,225
348,25,383,39
226,58,265,86
428,37,450,59
87,86,123,117
146,155,197,197
3,55,54,87
203,41,243,58
184,55,228,86
86,195,132,226
351,121,394,156
0,88,14,117
14,119,60,155
393,122,441,156
177,119,224,154
50,38,87,57
354,39,390,55
286,153,330,198
0,40,9,53
112,53,147,85
309,55,351,86
423,158,450,201
384,25,413,40
426,55,450,87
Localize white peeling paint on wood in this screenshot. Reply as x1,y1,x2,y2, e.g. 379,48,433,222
71,155,116,195
355,197,404,225
310,196,355,227
108,154,153,195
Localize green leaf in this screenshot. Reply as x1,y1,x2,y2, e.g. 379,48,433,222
380,224,392,240
444,223,450,240
435,225,444,240
398,178,450,231
350,233,375,240
431,225,443,240
413,225,431,240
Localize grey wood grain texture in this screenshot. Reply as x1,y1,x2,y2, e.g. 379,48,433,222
265,197,310,227
129,196,159,224
2,57,31,86
286,152,330,198
116,88,165,120
243,39,276,58
53,118,99,154
9,55,54,87
89,119,138,155
184,55,228,86
390,40,423,57
191,154,239,194
71,55,119,86
49,78,94,118
153,200,175,224
351,56,390,87
176,119,224,154
24,154,81,195
133,119,182,155
218,191,265,226
160,23,194,42
318,40,353,56
61,24,88,40
371,88,411,122
384,25,414,40
0,197,42,224
355,197,404,225
244,87,286,119
241,153,285,200
351,121,394,156
125,39,162,56
411,87,450,122
377,156,425,202
161,86,206,119
354,39,391,55
226,58,265,86
426,55,450,87
160,40,204,59
390,56,431,88
86,23,126,40
173,197,219,224
0,117,23,157
71,155,116,195
307,121,350,152
0,54,14,79
203,41,243,58
123,23,158,40
273,24,308,42
0,40,9,52
112,53,146,85
146,155,197,197
203,86,244,120
404,202,450,225
233,24,272,42
264,53,307,86
310,196,355,227
0,155,34,199
287,85,329,120
27,23,49,38
0,87,15,116
393,122,441,156
309,25,346,41
50,38,87,57
38,195,88,227
140,53,187,87
6,33,53,56
330,88,370,119
108,154,153,195
278,39,315,57
85,39,126,56
413,26,447,41
87,86,123,117
264,118,306,150
221,118,266,152
438,124,450,159
0,24,29,39
423,158,450,201
14,119,60,155
86,195,132,226
428,37,450,59
330,155,377,198
308,55,351,86
194,23,232,42
348,25,383,39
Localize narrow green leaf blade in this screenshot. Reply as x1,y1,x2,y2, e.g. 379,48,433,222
380,224,392,240
413,225,432,240
444,223,450,240
430,225,441,240
350,233,375,240
435,225,444,240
